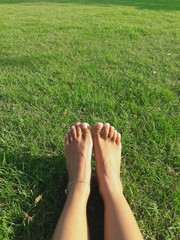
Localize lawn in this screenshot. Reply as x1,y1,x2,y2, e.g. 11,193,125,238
0,0,179,239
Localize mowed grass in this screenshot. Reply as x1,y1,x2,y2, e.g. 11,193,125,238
0,0,179,239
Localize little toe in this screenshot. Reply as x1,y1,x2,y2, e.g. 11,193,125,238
71,125,76,139
102,123,110,139
93,122,103,137
65,134,69,145
116,132,121,145
112,129,117,142
108,126,115,139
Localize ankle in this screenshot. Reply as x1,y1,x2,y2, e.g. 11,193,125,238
103,189,124,207
99,179,123,201
66,181,91,199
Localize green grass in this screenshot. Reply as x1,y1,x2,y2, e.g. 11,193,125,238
0,0,179,239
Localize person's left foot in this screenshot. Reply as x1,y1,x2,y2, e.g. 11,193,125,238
65,122,93,187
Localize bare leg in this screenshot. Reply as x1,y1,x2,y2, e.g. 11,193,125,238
93,122,143,240
53,122,92,240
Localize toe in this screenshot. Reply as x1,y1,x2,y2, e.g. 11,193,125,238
116,132,121,145
112,129,117,142
65,134,69,145
108,126,115,139
102,123,110,139
71,125,76,139
68,131,74,143
75,122,81,127
81,122,91,137
76,124,82,138
93,122,103,137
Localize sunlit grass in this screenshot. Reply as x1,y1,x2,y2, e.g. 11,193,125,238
0,0,179,239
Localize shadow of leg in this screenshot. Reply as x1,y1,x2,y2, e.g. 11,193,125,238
87,174,104,240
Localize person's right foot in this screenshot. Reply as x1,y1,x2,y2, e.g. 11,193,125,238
93,122,123,199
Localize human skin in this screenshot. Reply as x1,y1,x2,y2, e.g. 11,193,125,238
52,183,90,240
93,122,143,240
52,122,92,240
52,122,143,240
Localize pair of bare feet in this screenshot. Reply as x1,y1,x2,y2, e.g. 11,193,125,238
53,122,143,240
65,122,122,199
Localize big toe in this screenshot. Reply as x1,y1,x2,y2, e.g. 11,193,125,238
93,122,103,138
80,122,91,138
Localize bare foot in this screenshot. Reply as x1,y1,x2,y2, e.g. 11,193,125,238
93,122,122,199
65,122,93,194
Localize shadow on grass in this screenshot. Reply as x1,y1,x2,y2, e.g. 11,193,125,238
0,0,179,11
0,152,104,240
0,56,35,72
0,54,56,68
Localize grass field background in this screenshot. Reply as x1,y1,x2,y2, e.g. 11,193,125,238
0,0,179,239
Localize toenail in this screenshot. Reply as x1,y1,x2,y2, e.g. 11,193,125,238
83,123,88,128
94,122,103,129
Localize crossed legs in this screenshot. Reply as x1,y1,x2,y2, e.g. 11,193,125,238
52,122,143,240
